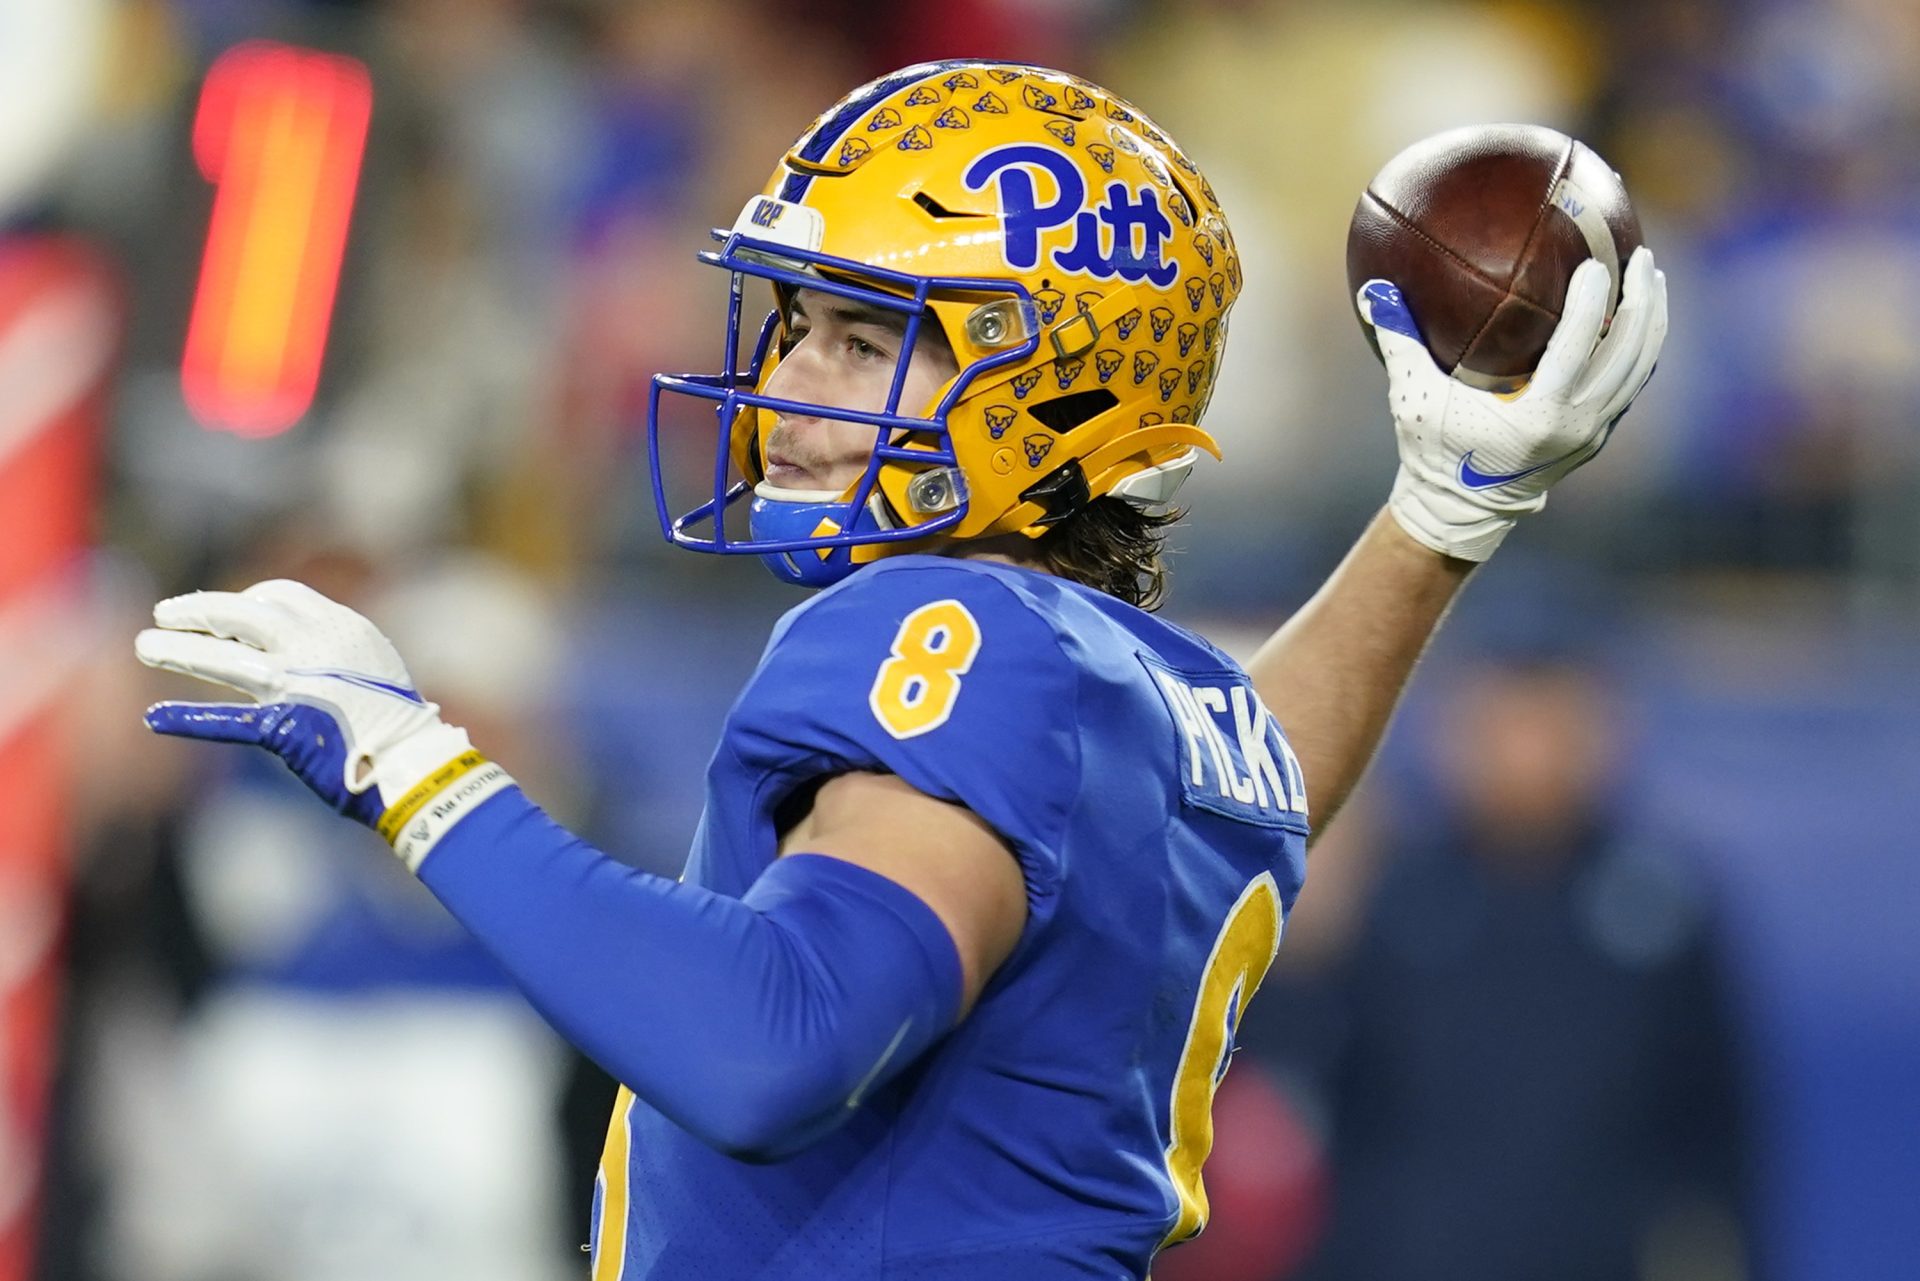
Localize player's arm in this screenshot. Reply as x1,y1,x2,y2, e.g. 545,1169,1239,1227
780,770,1025,1015
1246,513,1469,839
133,582,982,1161
1248,250,1667,837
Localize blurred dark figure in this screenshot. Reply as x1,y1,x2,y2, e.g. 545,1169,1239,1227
1236,646,1754,1281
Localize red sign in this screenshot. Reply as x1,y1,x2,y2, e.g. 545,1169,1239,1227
0,235,116,1281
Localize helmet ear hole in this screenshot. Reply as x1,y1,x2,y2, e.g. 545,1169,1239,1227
1019,459,1093,527
1026,389,1117,434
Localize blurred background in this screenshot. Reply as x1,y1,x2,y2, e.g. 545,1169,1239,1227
3,0,1917,1278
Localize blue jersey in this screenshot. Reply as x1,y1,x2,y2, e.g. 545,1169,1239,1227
591,557,1309,1280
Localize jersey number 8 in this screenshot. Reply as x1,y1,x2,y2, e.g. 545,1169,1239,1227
1161,871,1283,1246
869,600,982,740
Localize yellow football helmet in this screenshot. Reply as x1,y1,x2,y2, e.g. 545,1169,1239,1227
647,59,1242,586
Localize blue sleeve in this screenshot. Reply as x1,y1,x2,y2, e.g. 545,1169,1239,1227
726,563,1083,921
416,786,963,1161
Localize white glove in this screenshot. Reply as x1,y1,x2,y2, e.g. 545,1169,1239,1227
136,578,511,870
1358,245,1668,561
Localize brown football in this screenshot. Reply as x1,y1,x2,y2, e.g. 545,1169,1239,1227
1346,124,1642,389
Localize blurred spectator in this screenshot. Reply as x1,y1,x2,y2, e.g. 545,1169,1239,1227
1237,626,1755,1281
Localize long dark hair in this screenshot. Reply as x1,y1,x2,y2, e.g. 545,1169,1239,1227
1032,497,1182,610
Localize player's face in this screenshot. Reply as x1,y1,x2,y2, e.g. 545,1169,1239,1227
760,288,958,493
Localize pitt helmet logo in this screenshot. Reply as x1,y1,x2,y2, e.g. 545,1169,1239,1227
984,405,1017,439
1022,83,1059,111
1033,286,1067,325
962,144,1178,288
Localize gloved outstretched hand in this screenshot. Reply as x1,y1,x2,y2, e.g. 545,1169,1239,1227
1358,244,1668,562
136,578,509,869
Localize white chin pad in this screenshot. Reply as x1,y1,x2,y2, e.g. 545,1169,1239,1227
1109,450,1197,506
753,480,844,502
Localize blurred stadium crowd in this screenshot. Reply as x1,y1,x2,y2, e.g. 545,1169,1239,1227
4,0,1920,1278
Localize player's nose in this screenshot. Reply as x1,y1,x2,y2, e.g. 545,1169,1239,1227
762,337,826,415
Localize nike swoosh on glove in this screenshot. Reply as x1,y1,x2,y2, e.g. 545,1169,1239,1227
1359,245,1668,562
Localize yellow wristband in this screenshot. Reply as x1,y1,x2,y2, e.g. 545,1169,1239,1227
377,749,490,844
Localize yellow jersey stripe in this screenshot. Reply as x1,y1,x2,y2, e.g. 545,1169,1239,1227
592,1085,637,1281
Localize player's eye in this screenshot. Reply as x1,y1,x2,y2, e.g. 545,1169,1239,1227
847,335,888,363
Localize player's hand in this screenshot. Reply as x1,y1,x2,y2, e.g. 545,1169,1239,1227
136,579,478,851
1358,244,1667,562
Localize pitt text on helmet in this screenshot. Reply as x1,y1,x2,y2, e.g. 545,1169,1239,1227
963,143,1180,289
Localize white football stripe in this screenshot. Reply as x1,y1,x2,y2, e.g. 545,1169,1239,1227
0,278,117,472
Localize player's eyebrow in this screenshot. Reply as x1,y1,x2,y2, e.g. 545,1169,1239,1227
788,291,914,338
786,290,955,361
826,302,913,337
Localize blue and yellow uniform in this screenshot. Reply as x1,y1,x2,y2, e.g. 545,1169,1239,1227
591,557,1309,1279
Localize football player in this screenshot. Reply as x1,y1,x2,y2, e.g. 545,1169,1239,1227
137,60,1665,1280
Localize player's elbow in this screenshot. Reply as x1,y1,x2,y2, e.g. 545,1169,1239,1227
681,1062,849,1163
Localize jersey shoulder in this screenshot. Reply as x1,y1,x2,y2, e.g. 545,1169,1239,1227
729,558,1085,891
765,554,1079,659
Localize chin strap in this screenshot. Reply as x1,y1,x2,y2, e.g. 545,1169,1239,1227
748,485,897,587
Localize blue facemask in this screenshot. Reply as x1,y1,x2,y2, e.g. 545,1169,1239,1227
645,216,1038,588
